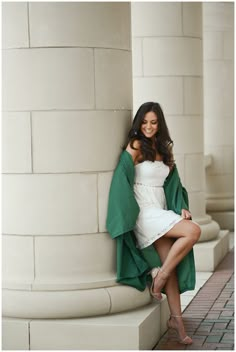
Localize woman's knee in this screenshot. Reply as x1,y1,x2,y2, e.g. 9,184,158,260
190,222,201,244
165,219,201,243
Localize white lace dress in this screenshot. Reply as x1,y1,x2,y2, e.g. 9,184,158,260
133,160,183,249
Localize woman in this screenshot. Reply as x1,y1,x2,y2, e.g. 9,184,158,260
107,102,201,345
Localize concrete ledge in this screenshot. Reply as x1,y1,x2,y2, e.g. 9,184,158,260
194,230,230,271
2,317,30,350
2,298,170,350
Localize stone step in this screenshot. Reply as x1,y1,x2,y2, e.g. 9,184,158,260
3,298,170,350
194,230,230,271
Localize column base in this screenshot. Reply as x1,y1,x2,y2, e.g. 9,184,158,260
2,285,151,319
3,298,170,350
194,230,230,271
206,193,234,231
194,215,220,242
208,211,234,232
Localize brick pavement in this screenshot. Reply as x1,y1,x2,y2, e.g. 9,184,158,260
154,249,234,350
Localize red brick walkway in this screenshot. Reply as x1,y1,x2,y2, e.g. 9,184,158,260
154,249,234,350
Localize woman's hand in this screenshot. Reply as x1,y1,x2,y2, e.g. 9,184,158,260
181,209,192,220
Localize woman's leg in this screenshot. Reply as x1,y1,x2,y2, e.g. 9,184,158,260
152,219,201,294
153,236,182,315
153,236,192,342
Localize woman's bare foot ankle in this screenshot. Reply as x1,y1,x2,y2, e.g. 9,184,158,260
169,316,192,344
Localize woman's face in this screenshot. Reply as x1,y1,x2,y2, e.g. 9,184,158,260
140,111,158,139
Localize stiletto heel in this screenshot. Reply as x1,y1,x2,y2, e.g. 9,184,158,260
149,267,162,300
149,267,169,301
167,315,193,345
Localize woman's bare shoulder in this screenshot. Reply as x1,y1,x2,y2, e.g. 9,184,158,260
126,140,141,162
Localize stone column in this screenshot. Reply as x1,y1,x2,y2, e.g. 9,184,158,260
203,2,234,231
2,3,154,350
131,2,220,244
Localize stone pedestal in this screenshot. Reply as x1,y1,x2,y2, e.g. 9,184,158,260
194,230,230,271
3,299,170,350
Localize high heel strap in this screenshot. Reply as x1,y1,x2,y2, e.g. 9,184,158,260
159,267,169,278
149,267,160,279
170,314,182,318
149,267,170,280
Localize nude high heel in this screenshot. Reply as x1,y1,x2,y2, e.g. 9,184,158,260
149,267,169,301
167,315,193,345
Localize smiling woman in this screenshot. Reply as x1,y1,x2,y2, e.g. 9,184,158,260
108,101,201,345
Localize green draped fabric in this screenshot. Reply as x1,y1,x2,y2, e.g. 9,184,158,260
106,150,196,293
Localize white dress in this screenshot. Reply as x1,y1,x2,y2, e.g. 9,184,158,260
133,160,183,249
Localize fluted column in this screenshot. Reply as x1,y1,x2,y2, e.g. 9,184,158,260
131,2,219,242
203,3,234,231
2,2,151,320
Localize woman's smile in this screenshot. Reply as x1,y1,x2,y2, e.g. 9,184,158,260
144,129,153,134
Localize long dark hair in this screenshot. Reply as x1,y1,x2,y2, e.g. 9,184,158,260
124,102,174,167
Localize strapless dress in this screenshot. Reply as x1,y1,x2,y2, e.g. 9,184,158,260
133,160,182,249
